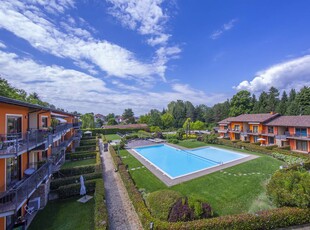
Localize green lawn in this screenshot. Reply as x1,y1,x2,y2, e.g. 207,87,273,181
177,139,208,148
61,158,96,169
119,142,283,216
104,134,121,141
29,197,94,230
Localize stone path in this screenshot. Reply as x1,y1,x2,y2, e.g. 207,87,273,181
99,140,143,230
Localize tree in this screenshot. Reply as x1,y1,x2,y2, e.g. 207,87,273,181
229,90,253,116
258,91,269,113
295,86,310,115
267,87,280,112
183,118,192,137
168,100,187,128
107,118,117,125
148,109,163,127
96,118,104,127
161,113,174,129
138,114,150,124
192,120,205,130
185,101,196,121
106,113,115,121
122,108,135,124
276,91,288,115
81,113,95,129
195,104,209,122
251,94,259,114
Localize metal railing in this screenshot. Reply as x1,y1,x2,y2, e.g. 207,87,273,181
0,162,51,214
73,122,82,128
53,123,73,135
0,130,51,156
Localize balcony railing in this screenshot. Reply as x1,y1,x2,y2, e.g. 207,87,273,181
286,133,310,140
53,123,73,135
0,130,52,157
0,162,51,214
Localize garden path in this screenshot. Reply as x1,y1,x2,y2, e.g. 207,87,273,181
99,139,143,230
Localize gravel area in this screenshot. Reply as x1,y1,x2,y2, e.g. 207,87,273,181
100,140,143,230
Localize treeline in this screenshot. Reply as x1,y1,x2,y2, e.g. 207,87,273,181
0,77,77,113
138,86,310,129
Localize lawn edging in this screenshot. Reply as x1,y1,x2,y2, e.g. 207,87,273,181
109,145,310,229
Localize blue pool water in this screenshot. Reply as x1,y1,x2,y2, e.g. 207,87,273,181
133,145,247,179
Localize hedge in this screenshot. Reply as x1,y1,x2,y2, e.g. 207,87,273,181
75,145,97,152
69,152,97,161
81,136,97,140
50,172,102,190
80,140,97,146
66,151,98,160
109,146,310,229
82,128,148,135
54,165,100,178
57,180,97,199
94,179,108,230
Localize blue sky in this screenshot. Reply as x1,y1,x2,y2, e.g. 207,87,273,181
0,0,309,115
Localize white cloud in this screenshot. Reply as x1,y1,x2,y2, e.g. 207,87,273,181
0,0,160,81
0,41,6,49
234,55,310,92
147,34,170,46
210,19,238,40
0,49,226,115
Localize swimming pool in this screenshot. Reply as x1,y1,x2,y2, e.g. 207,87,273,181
133,144,248,179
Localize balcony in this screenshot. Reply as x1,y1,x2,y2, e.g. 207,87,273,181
286,133,310,141
246,130,261,135
218,129,229,133
230,129,242,133
53,123,73,135
73,122,82,129
261,130,276,137
0,130,52,158
0,162,51,215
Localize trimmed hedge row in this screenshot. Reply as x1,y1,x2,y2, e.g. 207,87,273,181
57,180,97,199
82,128,148,135
81,136,97,140
109,146,310,229
218,139,310,160
68,152,97,161
50,172,102,190
94,179,108,230
66,151,98,160
54,165,100,178
76,145,97,152
80,140,97,146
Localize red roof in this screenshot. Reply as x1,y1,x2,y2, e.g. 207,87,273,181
227,113,280,123
265,116,310,127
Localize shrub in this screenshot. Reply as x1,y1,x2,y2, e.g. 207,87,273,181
176,128,185,140
265,145,278,150
277,145,291,151
182,134,197,139
80,139,97,146
50,172,102,190
55,165,99,178
81,127,149,135
75,145,96,152
94,180,108,230
57,180,97,199
168,139,179,144
267,170,310,208
146,190,183,220
203,134,218,144
69,152,97,161
252,142,261,145
271,152,306,165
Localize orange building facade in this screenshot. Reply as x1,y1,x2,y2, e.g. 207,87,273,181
218,114,310,154
0,96,81,230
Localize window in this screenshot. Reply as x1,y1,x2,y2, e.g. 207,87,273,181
7,115,22,134
235,133,240,140
253,136,259,142
253,126,258,133
295,128,307,137
234,125,240,131
268,127,274,134
296,140,307,152
268,137,275,144
41,116,48,128
6,156,21,189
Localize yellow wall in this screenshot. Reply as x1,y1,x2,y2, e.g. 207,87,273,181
230,122,243,131
249,124,263,133
38,111,51,127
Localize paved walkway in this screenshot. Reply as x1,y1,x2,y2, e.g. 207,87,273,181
99,140,143,230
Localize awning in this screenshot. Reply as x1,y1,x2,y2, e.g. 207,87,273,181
51,112,68,118
84,131,92,134
56,118,67,123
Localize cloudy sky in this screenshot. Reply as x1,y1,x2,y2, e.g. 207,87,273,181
0,0,309,115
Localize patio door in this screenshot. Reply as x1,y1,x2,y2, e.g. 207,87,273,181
296,140,307,152
6,156,21,189
6,115,22,139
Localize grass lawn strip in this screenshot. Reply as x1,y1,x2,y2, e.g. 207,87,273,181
29,197,95,230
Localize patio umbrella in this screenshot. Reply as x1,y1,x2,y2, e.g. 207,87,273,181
80,175,86,198
257,138,266,141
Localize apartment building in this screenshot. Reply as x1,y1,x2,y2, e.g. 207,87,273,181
0,96,82,230
218,113,310,153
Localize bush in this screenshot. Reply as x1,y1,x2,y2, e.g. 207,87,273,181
271,152,306,165
76,145,96,152
168,139,179,144
94,180,108,230
80,139,97,146
69,152,97,161
267,170,310,208
252,142,261,145
277,145,291,151
57,180,97,199
82,127,149,135
55,165,99,178
182,134,197,139
146,190,183,220
50,172,102,190
203,134,218,144
265,145,278,150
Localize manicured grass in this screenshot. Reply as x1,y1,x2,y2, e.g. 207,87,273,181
104,134,121,141
120,142,283,216
61,158,96,169
29,197,95,230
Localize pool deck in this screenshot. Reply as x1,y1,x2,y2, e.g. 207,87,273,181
126,143,259,187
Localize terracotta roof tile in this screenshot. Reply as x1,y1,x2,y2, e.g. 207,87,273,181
265,116,310,127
